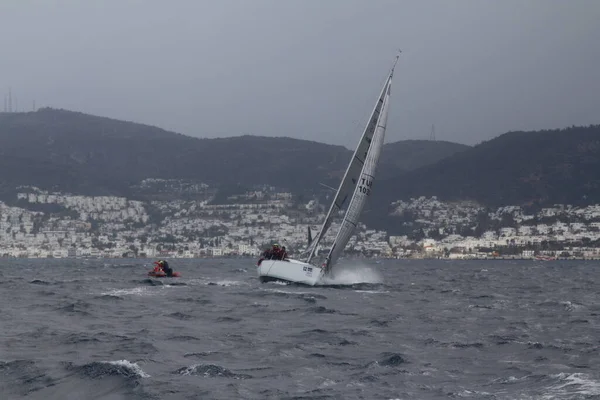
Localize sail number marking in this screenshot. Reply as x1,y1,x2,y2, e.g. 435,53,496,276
358,177,373,196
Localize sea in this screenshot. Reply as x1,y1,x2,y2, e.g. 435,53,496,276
0,258,599,400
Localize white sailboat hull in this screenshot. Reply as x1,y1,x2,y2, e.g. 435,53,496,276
257,258,324,286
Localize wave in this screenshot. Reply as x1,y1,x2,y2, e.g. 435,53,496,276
56,300,91,315
65,359,150,379
451,342,484,349
165,281,187,286
526,341,574,352
175,363,251,379
569,318,589,324
369,319,390,327
306,306,352,315
486,372,600,398
216,316,242,322
537,299,584,312
378,352,407,367
168,312,194,320
171,335,202,342
100,287,150,296
0,359,56,397
207,279,247,287
260,288,329,300
292,329,357,346
109,263,140,269
489,334,519,345
175,297,212,305
353,288,390,293
118,340,159,355
62,332,101,345
256,289,294,298
422,338,485,349
298,292,327,300
139,278,164,286
184,351,220,358
546,372,600,397
94,294,125,301
30,279,52,285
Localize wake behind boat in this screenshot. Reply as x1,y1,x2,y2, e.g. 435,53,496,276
257,54,399,286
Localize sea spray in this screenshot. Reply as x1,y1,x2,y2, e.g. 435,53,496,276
319,261,383,285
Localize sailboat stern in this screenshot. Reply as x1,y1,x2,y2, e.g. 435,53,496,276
257,258,324,286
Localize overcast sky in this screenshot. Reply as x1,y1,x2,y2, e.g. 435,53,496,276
1,0,599,147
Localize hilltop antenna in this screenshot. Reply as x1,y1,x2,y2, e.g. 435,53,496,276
8,87,12,112
430,124,436,141
3,94,6,112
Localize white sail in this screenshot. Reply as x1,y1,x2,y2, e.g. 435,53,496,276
306,65,396,264
323,75,393,271
257,54,399,286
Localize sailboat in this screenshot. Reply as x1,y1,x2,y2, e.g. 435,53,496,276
257,54,399,285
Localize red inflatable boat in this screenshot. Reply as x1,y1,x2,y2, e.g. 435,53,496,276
148,271,181,278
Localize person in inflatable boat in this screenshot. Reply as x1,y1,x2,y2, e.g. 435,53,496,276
153,260,173,277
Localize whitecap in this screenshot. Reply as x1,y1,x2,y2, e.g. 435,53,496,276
545,372,600,398
100,287,150,296
354,290,390,294
211,280,247,287
104,359,150,378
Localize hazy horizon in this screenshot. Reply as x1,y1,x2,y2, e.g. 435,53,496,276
1,0,599,147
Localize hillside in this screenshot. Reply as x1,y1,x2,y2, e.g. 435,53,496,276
3,109,599,236
0,109,349,197
0,108,466,199
378,139,469,178
369,125,600,224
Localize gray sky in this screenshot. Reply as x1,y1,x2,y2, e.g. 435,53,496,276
1,0,599,147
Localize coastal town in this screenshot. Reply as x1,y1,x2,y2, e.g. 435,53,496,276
1,182,600,260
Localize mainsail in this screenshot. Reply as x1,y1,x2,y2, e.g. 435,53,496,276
323,79,392,271
306,56,398,267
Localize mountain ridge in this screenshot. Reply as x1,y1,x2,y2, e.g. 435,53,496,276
382,125,600,206
363,124,600,232
2,108,599,235
0,108,468,199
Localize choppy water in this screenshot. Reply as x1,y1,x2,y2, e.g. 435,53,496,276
1,258,599,399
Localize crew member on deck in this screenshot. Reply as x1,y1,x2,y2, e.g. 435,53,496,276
271,244,282,260
257,246,273,266
261,247,273,260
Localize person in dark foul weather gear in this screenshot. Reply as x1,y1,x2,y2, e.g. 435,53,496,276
159,260,173,277
271,244,283,260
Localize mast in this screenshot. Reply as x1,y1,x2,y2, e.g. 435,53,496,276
306,54,400,264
